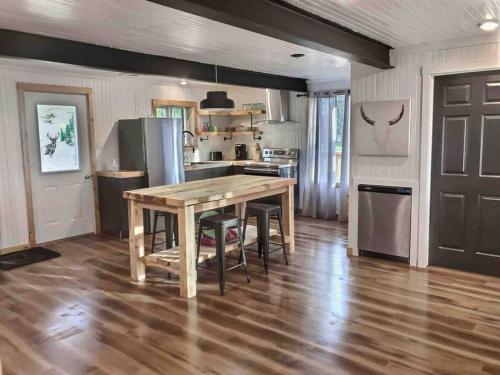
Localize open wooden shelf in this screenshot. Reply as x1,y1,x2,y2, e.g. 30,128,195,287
142,225,278,274
197,130,263,137
198,108,264,141
198,109,265,116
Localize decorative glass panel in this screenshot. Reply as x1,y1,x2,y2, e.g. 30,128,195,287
37,104,80,173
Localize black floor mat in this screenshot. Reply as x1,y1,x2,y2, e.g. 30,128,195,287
0,247,61,271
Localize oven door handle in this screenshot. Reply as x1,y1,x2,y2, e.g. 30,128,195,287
244,167,279,175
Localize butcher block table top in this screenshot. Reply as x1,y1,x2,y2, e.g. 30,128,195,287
123,175,296,208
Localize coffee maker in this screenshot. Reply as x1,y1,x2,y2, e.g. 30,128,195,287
235,144,248,160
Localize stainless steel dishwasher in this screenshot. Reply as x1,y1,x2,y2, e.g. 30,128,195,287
358,185,411,261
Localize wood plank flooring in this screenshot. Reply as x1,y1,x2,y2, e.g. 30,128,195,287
1,217,500,374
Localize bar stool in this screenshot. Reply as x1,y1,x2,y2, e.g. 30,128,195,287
151,212,178,252
242,202,288,273
196,214,250,295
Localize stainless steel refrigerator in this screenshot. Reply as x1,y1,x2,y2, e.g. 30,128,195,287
118,117,185,231
118,117,185,186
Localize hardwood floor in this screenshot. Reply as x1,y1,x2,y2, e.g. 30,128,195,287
1,217,500,374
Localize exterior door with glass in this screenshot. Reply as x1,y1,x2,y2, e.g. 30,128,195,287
25,91,95,244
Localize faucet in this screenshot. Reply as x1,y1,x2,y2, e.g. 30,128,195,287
183,130,195,153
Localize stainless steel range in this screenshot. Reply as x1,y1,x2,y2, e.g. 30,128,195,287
242,148,298,176
243,148,300,211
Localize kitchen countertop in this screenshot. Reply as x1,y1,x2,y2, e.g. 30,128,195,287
96,170,145,178
184,160,297,171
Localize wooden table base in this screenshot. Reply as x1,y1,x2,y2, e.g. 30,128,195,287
125,175,296,298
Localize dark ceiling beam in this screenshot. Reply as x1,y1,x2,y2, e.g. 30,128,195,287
147,0,392,69
0,29,307,91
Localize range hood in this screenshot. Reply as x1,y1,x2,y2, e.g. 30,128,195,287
265,89,291,123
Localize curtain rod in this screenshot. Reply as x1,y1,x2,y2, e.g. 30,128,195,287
296,89,350,98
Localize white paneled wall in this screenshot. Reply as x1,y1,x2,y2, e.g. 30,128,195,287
349,37,500,251
351,56,421,181
0,60,307,250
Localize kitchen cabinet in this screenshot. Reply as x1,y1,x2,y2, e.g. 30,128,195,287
97,171,147,238
185,166,232,182
230,165,246,175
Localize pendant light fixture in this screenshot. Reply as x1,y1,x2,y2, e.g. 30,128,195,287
200,62,234,111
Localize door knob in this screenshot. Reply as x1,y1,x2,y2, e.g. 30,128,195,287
84,174,93,180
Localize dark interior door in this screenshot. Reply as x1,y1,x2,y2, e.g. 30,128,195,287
431,71,500,276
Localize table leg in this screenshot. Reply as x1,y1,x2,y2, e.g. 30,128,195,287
235,201,246,219
235,201,247,249
177,205,197,298
282,185,295,254
128,200,145,281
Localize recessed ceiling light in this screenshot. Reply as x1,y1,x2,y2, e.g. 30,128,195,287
478,20,499,31
180,79,188,85
291,53,305,58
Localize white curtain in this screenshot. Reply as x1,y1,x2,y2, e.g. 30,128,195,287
339,94,350,222
301,92,350,220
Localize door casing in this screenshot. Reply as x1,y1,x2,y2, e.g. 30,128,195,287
17,83,99,247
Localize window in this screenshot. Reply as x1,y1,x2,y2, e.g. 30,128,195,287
155,106,187,127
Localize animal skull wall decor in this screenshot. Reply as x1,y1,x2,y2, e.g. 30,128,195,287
353,100,410,157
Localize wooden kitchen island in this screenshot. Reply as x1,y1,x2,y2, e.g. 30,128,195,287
124,175,296,298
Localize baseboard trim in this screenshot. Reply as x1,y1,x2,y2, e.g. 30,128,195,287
0,243,30,256
37,232,94,247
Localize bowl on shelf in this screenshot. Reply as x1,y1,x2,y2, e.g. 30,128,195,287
242,103,266,111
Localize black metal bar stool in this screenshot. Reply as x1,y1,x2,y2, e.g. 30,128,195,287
196,214,250,295
151,212,178,252
242,202,288,273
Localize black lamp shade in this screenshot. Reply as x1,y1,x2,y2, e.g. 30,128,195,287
200,91,235,110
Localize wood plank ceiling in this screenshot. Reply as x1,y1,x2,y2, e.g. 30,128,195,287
282,0,500,48
0,0,350,81
0,0,494,83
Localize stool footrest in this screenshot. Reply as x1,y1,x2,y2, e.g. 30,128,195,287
245,245,284,254
226,263,247,272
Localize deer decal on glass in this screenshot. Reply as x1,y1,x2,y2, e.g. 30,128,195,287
44,133,59,157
